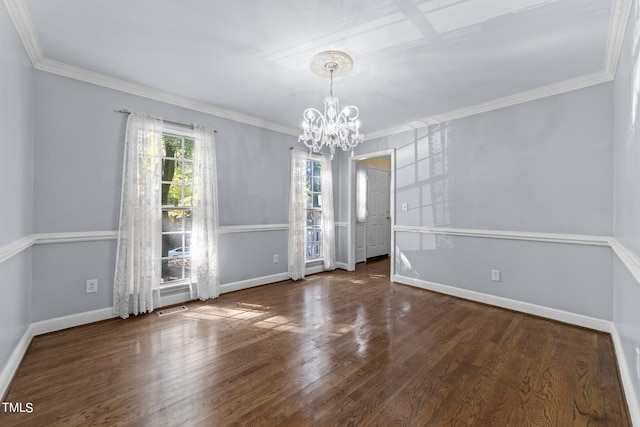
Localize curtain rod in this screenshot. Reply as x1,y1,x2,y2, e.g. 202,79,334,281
117,109,217,133
290,146,323,156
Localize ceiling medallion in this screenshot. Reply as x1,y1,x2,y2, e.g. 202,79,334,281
299,51,363,160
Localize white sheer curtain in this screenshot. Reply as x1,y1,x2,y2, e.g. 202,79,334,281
191,125,220,300
356,165,368,223
288,149,307,280
320,154,336,270
113,112,163,319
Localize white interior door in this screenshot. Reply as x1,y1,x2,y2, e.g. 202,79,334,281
366,167,390,258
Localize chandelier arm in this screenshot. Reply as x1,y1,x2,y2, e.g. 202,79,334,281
339,105,359,120
300,107,328,153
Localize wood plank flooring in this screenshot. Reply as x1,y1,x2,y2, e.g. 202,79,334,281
1,259,631,426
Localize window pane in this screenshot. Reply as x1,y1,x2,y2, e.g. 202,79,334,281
161,183,172,205
181,161,193,181
161,257,191,283
312,160,321,177
162,135,182,158
183,211,192,229
305,176,312,207
161,158,178,183
162,233,182,257
312,176,321,193
306,243,322,260
165,183,183,206
163,210,183,233
182,184,193,206
183,138,194,160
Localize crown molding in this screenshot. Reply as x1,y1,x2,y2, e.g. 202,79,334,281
35,58,300,136
604,0,634,78
3,0,632,140
365,71,613,141
2,0,42,65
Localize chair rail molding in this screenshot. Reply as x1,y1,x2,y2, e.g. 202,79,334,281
0,235,36,264
393,225,611,246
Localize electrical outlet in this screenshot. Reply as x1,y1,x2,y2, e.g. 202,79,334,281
273,254,279,263
402,202,408,211
86,279,98,293
491,269,501,282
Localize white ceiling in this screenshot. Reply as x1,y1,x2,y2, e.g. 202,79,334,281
5,0,632,138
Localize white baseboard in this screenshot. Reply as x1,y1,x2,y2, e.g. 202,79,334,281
0,324,33,400
336,262,350,271
220,264,345,293
220,272,290,294
611,326,640,426
30,307,118,336
392,274,613,332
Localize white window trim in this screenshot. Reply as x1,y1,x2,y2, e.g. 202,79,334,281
160,127,196,288
304,157,324,262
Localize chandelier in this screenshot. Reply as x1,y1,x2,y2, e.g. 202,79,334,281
299,51,364,159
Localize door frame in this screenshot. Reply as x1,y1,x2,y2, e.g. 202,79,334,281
347,148,395,278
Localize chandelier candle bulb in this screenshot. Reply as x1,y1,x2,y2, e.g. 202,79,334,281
299,51,364,160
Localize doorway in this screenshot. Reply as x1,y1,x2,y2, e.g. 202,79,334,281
348,149,395,277
356,163,391,262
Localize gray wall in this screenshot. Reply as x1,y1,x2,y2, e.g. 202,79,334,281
0,4,34,378
338,83,614,318
30,71,296,321
613,0,640,407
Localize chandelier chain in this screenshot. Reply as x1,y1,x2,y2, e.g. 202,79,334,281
330,69,334,98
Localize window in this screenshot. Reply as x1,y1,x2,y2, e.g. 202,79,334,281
356,165,367,223
161,133,194,284
305,159,323,260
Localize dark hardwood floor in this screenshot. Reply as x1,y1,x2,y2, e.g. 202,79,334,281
1,259,631,426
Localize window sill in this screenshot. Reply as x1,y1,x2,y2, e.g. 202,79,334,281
156,279,192,291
